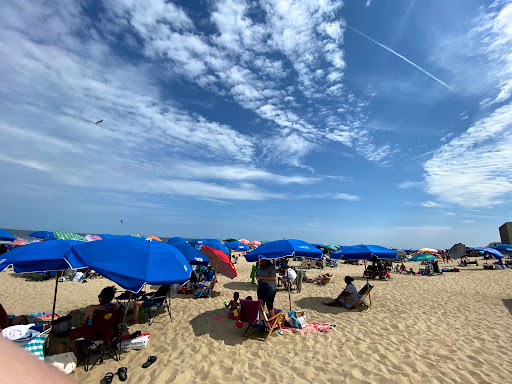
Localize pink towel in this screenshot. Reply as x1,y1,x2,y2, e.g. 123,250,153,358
280,322,335,334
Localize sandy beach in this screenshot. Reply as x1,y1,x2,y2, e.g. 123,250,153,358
1,257,511,384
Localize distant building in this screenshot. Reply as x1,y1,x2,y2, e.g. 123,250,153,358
499,222,512,244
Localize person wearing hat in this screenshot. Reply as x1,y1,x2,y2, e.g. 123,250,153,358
322,276,360,308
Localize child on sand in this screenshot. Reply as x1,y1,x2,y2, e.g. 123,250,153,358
225,292,239,311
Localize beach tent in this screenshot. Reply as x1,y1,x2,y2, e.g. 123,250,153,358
330,245,397,261
244,239,322,262
0,240,82,322
225,242,250,251
449,243,466,260
167,237,188,244
169,243,210,265
200,246,237,279
28,231,53,239
0,229,16,241
64,236,191,293
493,244,512,253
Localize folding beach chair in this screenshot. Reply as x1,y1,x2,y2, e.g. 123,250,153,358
345,283,373,311
70,307,123,371
141,285,172,325
193,276,217,299
239,299,284,342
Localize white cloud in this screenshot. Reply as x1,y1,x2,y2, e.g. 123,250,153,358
333,193,360,201
424,102,512,207
419,201,443,208
398,181,424,189
461,220,475,224
433,2,512,103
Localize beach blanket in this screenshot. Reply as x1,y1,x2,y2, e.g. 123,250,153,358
280,322,335,334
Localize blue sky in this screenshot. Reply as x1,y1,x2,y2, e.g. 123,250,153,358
1,0,511,248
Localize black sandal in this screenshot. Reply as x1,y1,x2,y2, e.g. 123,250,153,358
130,331,141,339
117,367,128,381
142,355,157,368
103,372,114,384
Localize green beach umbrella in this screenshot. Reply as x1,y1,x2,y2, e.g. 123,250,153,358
409,253,438,261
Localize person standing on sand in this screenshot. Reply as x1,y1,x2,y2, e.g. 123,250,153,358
256,259,277,310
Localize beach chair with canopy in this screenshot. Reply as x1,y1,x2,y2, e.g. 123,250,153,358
193,276,217,299
239,299,284,342
70,306,123,371
344,283,373,311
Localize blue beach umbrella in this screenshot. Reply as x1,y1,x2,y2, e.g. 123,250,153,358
203,241,230,256
98,233,116,239
244,239,322,262
330,244,398,261
64,236,191,293
0,240,82,273
169,243,210,265
167,237,189,244
0,240,82,322
225,242,250,252
409,253,438,262
0,229,16,241
493,244,512,253
28,230,53,239
476,247,504,259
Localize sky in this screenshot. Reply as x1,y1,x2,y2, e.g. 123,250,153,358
1,0,512,249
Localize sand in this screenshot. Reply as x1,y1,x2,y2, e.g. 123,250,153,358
1,257,511,384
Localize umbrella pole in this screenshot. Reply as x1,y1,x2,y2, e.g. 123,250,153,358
122,292,133,325
51,271,61,323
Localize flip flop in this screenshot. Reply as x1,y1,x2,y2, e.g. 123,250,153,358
103,372,114,384
142,356,157,368
117,367,128,382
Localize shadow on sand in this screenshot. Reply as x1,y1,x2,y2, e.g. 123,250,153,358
189,308,253,346
294,296,365,315
222,281,258,292
502,299,512,316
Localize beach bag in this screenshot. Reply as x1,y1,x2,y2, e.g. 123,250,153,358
45,352,77,374
119,333,150,350
288,310,307,329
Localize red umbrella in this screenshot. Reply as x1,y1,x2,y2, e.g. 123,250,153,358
239,239,250,244
249,240,261,246
200,246,237,279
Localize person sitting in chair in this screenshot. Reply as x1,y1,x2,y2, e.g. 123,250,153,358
0,303,28,330
322,276,359,308
131,285,171,324
81,286,118,326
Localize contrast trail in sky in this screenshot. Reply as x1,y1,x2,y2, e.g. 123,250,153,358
349,26,452,90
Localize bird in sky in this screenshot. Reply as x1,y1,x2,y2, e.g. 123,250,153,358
120,219,123,225
91,119,103,125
